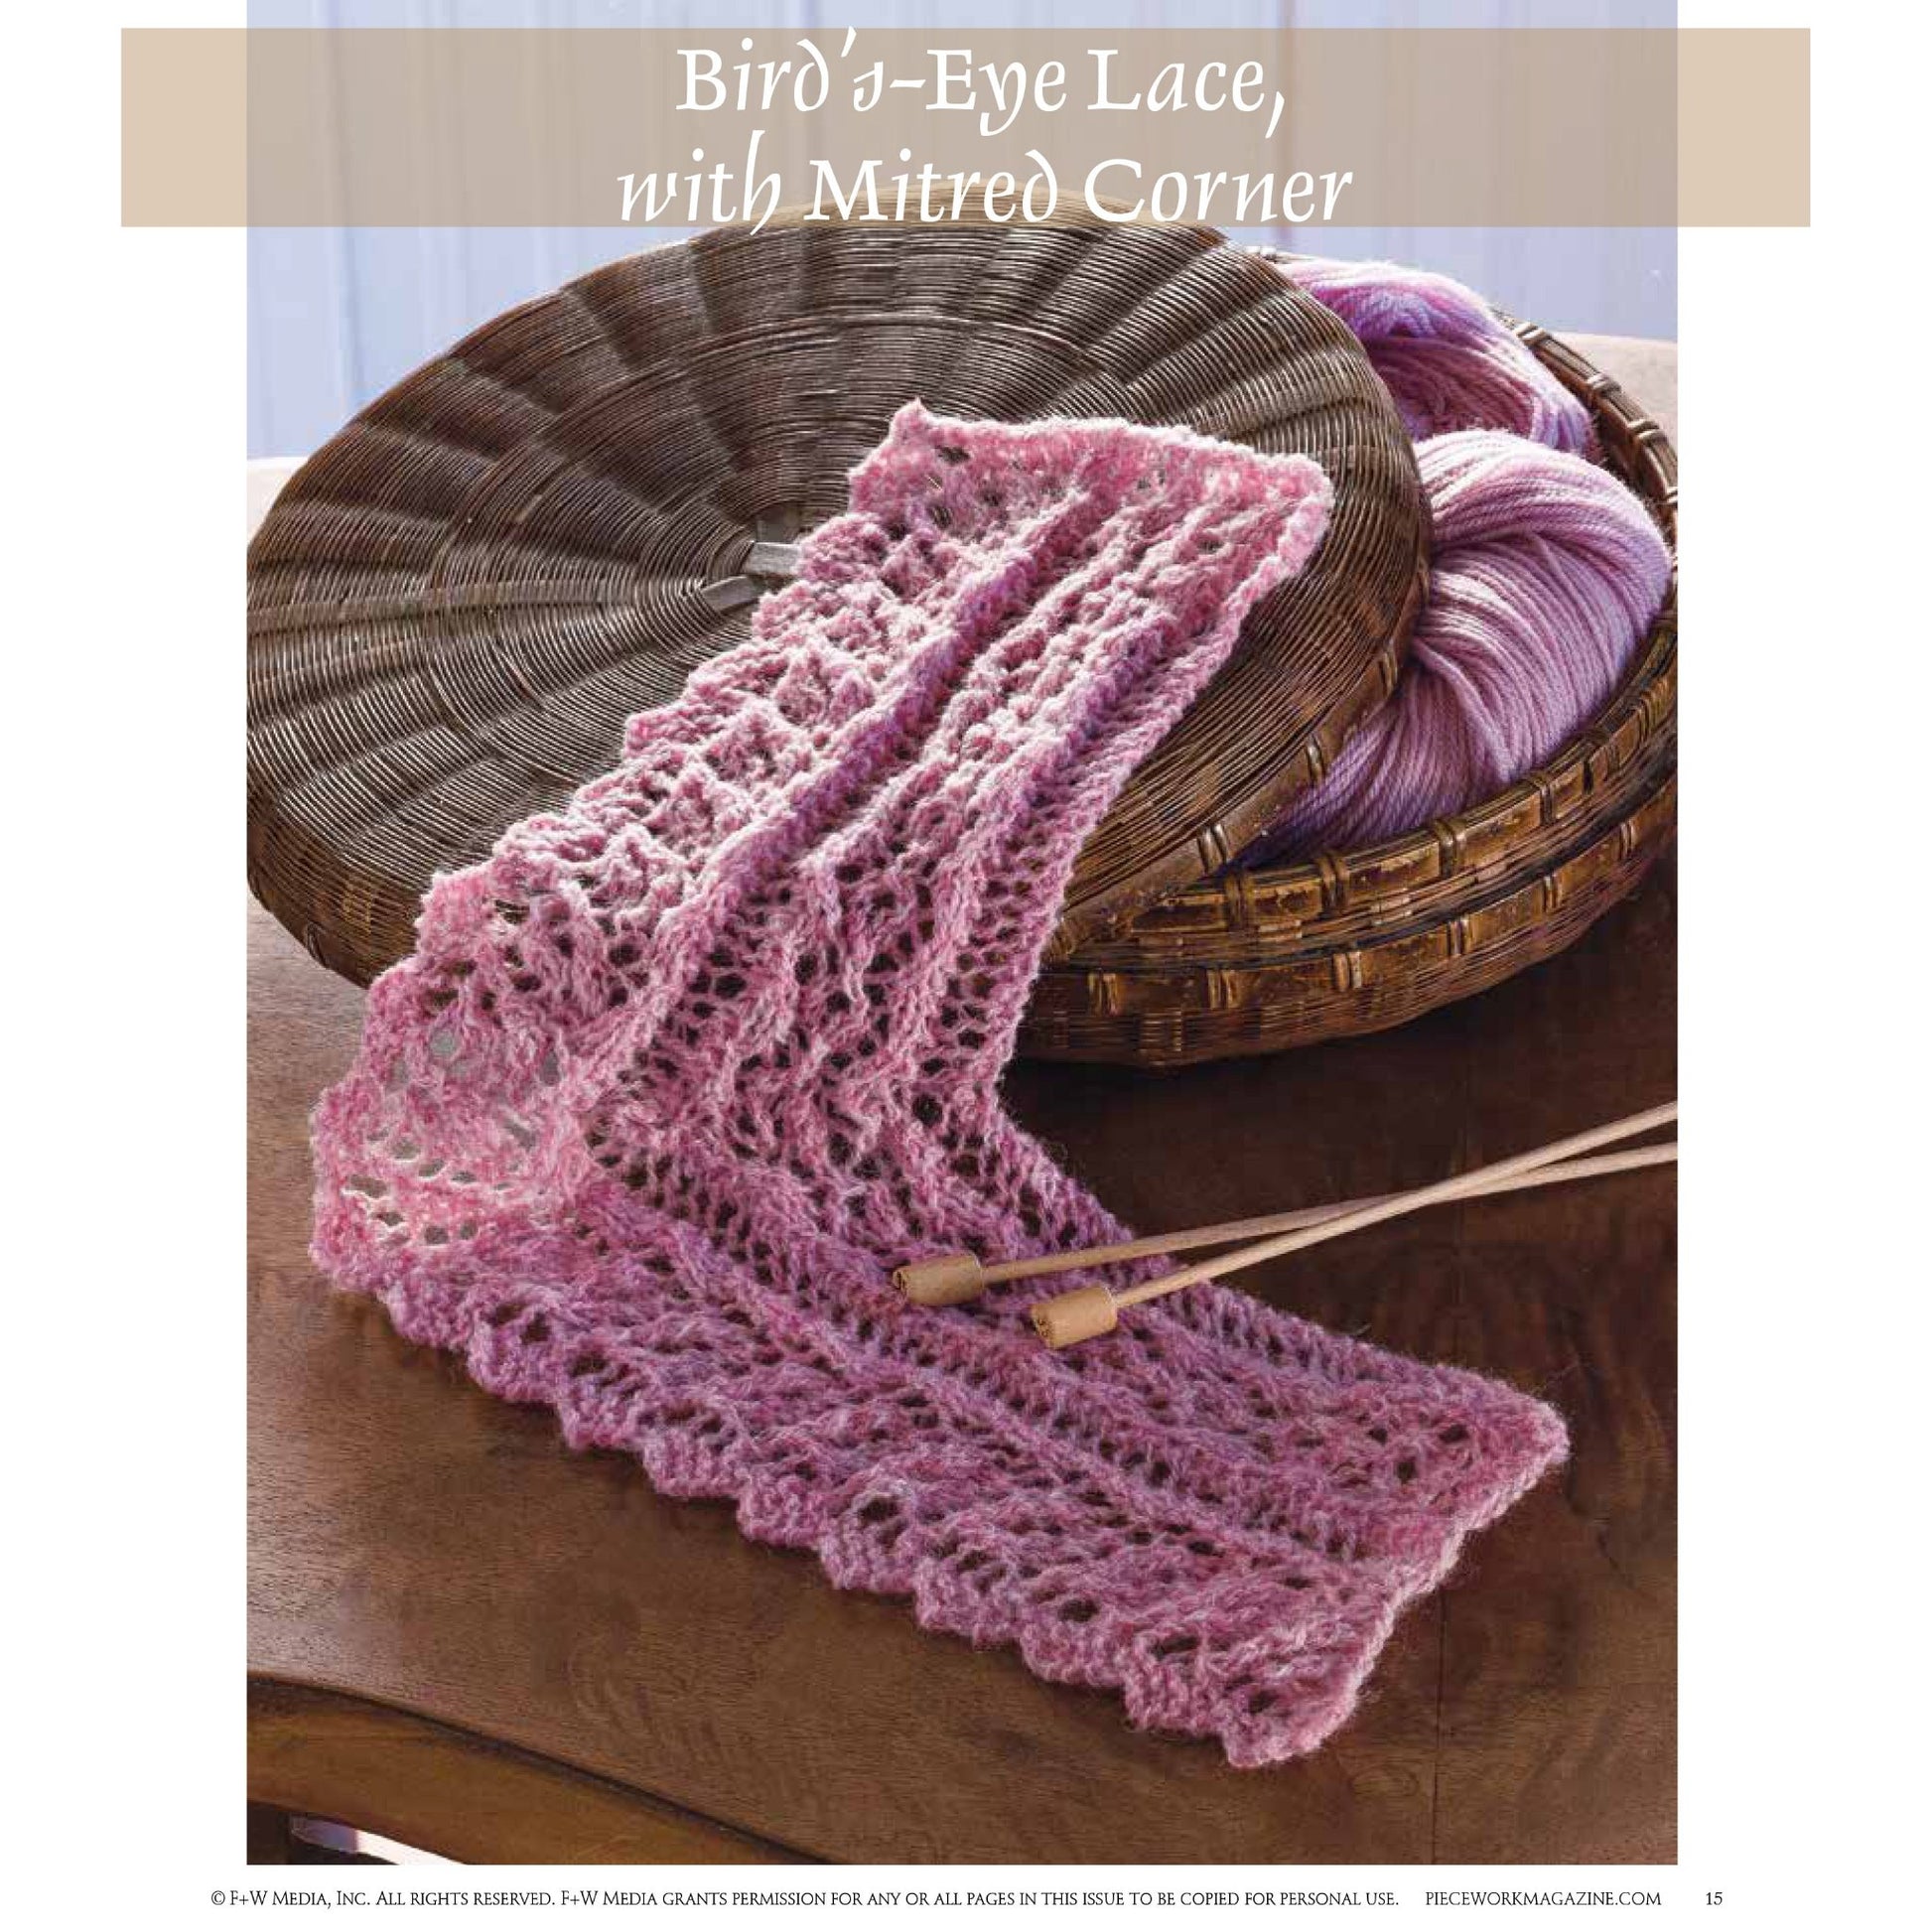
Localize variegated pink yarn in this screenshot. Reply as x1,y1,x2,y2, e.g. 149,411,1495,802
1253,256,1672,861
310,403,1568,1768
1284,254,1594,452
1255,428,1674,859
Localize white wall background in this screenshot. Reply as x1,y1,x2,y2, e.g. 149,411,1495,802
247,0,1678,457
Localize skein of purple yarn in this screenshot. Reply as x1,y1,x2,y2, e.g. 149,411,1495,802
1285,255,1595,453
1253,429,1673,861
1245,256,1671,863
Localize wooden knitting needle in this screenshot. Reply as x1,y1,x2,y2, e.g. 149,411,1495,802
896,1144,1675,1308
1030,1101,1677,1347
896,1100,1675,1308
1030,1139,1676,1345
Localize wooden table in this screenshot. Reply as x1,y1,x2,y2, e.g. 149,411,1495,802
249,339,1677,1866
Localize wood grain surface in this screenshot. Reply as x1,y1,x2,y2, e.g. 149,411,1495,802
248,338,1676,1866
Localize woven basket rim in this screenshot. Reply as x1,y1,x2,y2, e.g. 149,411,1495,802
1053,728,1675,974
1022,780,1674,1061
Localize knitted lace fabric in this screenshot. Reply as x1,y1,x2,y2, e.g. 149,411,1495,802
311,403,1568,1767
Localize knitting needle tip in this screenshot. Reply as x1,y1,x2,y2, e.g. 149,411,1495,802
1031,1284,1119,1349
893,1252,986,1307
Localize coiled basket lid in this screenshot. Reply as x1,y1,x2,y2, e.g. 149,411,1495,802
247,213,1427,985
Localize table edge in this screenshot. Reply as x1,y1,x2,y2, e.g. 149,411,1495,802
247,1674,814,1866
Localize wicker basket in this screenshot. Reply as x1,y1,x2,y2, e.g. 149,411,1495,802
1020,313,1678,1065
247,214,1426,985
247,220,1674,1070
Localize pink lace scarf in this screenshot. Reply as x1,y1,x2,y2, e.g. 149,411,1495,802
311,405,1566,1767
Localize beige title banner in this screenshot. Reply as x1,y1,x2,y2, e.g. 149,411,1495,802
121,27,1808,228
